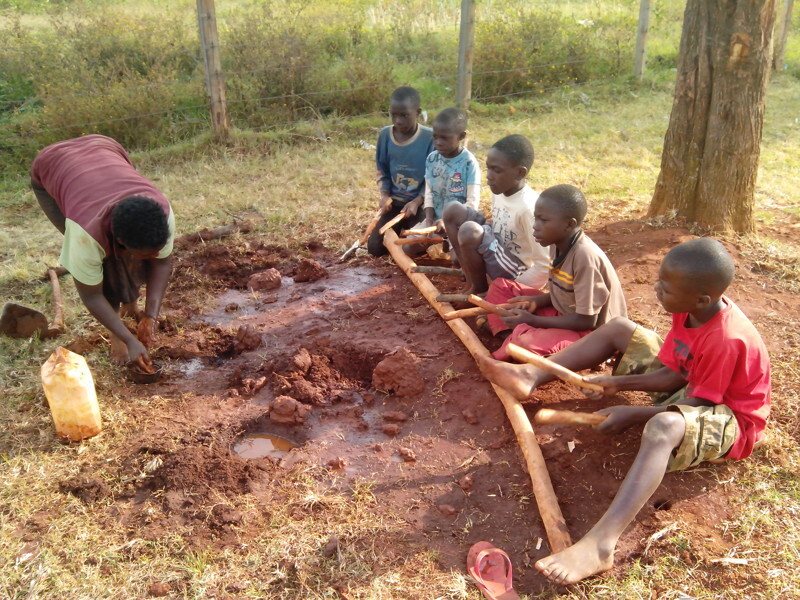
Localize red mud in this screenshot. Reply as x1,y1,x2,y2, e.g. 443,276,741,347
52,220,800,595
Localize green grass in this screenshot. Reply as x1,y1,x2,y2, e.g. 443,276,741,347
1,1,800,598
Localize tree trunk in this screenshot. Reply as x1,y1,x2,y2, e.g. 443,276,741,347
648,0,777,233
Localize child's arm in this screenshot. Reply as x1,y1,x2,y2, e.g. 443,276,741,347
402,194,424,217
502,308,597,332
587,366,687,397
508,292,552,312
375,129,393,213
594,395,714,433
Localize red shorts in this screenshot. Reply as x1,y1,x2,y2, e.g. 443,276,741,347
486,278,591,360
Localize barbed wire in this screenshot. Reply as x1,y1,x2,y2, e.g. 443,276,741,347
0,78,206,108
1,102,209,140
472,76,620,103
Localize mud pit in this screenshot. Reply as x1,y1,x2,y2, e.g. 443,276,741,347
58,224,800,595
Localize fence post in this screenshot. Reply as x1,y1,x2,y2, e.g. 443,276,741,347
634,0,651,80
456,0,476,110
197,0,230,140
773,0,795,71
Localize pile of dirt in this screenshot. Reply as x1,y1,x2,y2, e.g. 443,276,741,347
144,444,258,498
266,343,382,405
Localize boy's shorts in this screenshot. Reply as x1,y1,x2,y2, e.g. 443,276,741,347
470,211,526,281
666,404,738,472
614,326,739,472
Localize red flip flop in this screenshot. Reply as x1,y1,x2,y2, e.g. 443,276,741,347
466,541,521,600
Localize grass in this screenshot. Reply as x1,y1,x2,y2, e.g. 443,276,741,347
1,2,800,597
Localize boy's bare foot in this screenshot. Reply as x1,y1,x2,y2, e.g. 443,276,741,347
476,354,544,400
109,334,128,364
535,537,614,585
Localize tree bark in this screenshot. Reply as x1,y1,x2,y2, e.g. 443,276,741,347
648,0,777,233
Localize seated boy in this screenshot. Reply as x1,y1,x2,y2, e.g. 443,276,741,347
488,184,627,360
442,134,549,295
480,238,771,585
368,86,434,257
404,107,481,257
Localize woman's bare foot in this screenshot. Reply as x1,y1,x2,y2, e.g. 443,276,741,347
535,537,614,585
476,354,545,400
109,334,128,364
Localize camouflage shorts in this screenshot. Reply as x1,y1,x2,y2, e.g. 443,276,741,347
666,404,739,471
613,326,738,471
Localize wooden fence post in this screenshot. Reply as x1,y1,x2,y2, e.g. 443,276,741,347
773,0,795,71
634,0,651,80
197,0,230,140
456,0,476,110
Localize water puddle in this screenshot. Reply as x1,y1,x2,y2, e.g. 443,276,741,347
177,358,204,378
233,433,298,460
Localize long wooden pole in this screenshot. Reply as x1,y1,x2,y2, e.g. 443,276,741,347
197,0,230,140
773,0,795,71
384,229,572,553
456,0,476,110
634,0,651,80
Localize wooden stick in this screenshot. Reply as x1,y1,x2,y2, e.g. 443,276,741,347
506,343,604,392
360,211,382,244
442,302,521,321
436,293,470,303
394,235,445,246
41,266,68,281
383,229,572,553
534,408,607,427
401,226,438,236
341,211,382,261
176,221,253,245
378,212,405,235
468,294,516,317
47,267,64,332
410,266,463,277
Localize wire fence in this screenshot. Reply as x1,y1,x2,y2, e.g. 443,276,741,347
0,0,794,180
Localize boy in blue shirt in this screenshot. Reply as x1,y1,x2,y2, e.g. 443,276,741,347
404,108,481,257
368,86,434,256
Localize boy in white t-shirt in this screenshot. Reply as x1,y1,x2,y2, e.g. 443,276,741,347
443,134,549,295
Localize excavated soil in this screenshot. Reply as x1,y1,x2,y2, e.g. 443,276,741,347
53,220,800,595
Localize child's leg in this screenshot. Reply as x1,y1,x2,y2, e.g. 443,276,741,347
456,221,489,294
492,318,585,361
536,411,686,584
367,206,403,257
479,316,637,400
442,202,470,265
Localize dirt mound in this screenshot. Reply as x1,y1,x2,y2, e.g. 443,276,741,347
372,348,424,397
267,343,381,405
178,241,292,289
156,321,235,360
144,444,258,497
293,258,328,282
59,475,111,504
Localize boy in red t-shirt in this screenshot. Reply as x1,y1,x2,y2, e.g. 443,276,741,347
478,237,770,585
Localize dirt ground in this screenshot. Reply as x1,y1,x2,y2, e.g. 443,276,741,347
50,219,800,597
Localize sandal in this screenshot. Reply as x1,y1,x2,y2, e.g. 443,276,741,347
466,541,521,600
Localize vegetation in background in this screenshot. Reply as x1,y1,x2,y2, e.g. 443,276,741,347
0,0,756,175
